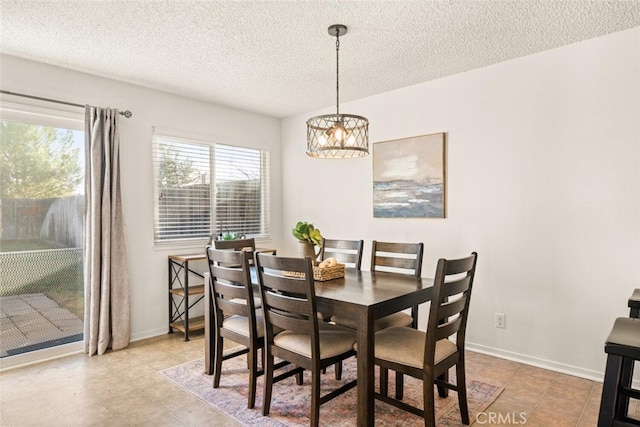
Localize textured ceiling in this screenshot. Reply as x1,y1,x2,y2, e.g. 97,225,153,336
1,1,639,118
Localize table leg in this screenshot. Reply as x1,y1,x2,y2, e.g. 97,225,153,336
168,259,173,334
356,308,375,427
204,273,214,375
183,260,190,341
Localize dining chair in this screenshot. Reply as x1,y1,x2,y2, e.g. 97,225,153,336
330,240,424,388
206,247,289,409
319,238,364,380
372,240,424,326
255,253,358,427
332,240,424,332
370,252,478,426
319,238,364,270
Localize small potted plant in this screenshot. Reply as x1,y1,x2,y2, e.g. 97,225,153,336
292,221,322,262
215,229,246,241
222,230,246,241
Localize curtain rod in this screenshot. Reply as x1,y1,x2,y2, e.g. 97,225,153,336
0,89,133,118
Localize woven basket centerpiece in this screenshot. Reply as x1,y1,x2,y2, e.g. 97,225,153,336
284,258,345,281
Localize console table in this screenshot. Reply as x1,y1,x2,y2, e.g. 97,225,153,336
168,253,206,341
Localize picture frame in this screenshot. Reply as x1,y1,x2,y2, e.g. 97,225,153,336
373,132,446,218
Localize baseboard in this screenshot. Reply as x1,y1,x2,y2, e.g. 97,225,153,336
130,327,170,343
466,341,605,383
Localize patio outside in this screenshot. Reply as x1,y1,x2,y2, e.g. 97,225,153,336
1,118,85,358
0,234,84,358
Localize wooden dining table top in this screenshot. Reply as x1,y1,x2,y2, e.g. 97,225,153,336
313,267,432,307
205,265,434,426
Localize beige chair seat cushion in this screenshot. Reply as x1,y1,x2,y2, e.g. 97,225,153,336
274,323,356,359
331,311,412,331
369,326,458,369
222,310,265,338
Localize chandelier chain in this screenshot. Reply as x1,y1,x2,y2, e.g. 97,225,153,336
336,32,340,116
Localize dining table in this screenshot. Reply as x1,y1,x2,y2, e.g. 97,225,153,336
204,266,434,427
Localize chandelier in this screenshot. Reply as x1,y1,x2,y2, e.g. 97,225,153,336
306,24,369,159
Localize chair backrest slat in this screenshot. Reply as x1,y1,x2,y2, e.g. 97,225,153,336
216,298,251,317
438,295,467,321
210,262,248,284
213,238,258,266
320,238,364,270
213,238,256,252
443,275,471,298
266,306,312,334
371,240,424,277
373,255,420,271
435,314,463,341
260,273,311,296
262,290,312,319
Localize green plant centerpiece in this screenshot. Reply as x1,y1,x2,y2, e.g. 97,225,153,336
221,231,245,241
216,229,246,241
292,221,323,264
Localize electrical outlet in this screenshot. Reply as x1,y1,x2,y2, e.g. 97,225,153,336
495,313,505,329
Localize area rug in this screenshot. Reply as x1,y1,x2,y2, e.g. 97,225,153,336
159,355,502,426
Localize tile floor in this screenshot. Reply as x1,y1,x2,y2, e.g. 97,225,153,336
0,331,636,426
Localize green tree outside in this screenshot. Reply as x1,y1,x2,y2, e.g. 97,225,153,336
0,120,82,199
157,144,202,188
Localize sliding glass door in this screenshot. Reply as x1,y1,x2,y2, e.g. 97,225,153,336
0,104,85,364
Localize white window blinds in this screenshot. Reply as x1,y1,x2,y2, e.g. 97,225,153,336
152,133,270,244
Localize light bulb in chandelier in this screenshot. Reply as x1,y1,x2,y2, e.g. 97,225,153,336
331,121,347,145
329,122,356,146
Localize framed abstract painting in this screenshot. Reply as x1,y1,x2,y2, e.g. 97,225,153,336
373,133,446,218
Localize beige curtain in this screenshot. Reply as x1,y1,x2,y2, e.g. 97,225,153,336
84,105,130,356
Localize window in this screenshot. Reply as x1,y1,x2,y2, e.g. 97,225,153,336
152,132,270,244
0,103,85,363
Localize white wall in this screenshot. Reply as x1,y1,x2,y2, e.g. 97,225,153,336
0,55,283,341
280,27,640,379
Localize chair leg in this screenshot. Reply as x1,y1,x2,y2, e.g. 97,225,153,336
335,361,342,380
423,373,436,427
395,372,404,400
618,358,634,420
262,352,274,416
411,305,419,328
456,360,470,425
598,354,623,427
213,334,224,388
247,345,258,409
380,367,389,397
437,370,449,398
296,370,304,385
311,368,321,427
